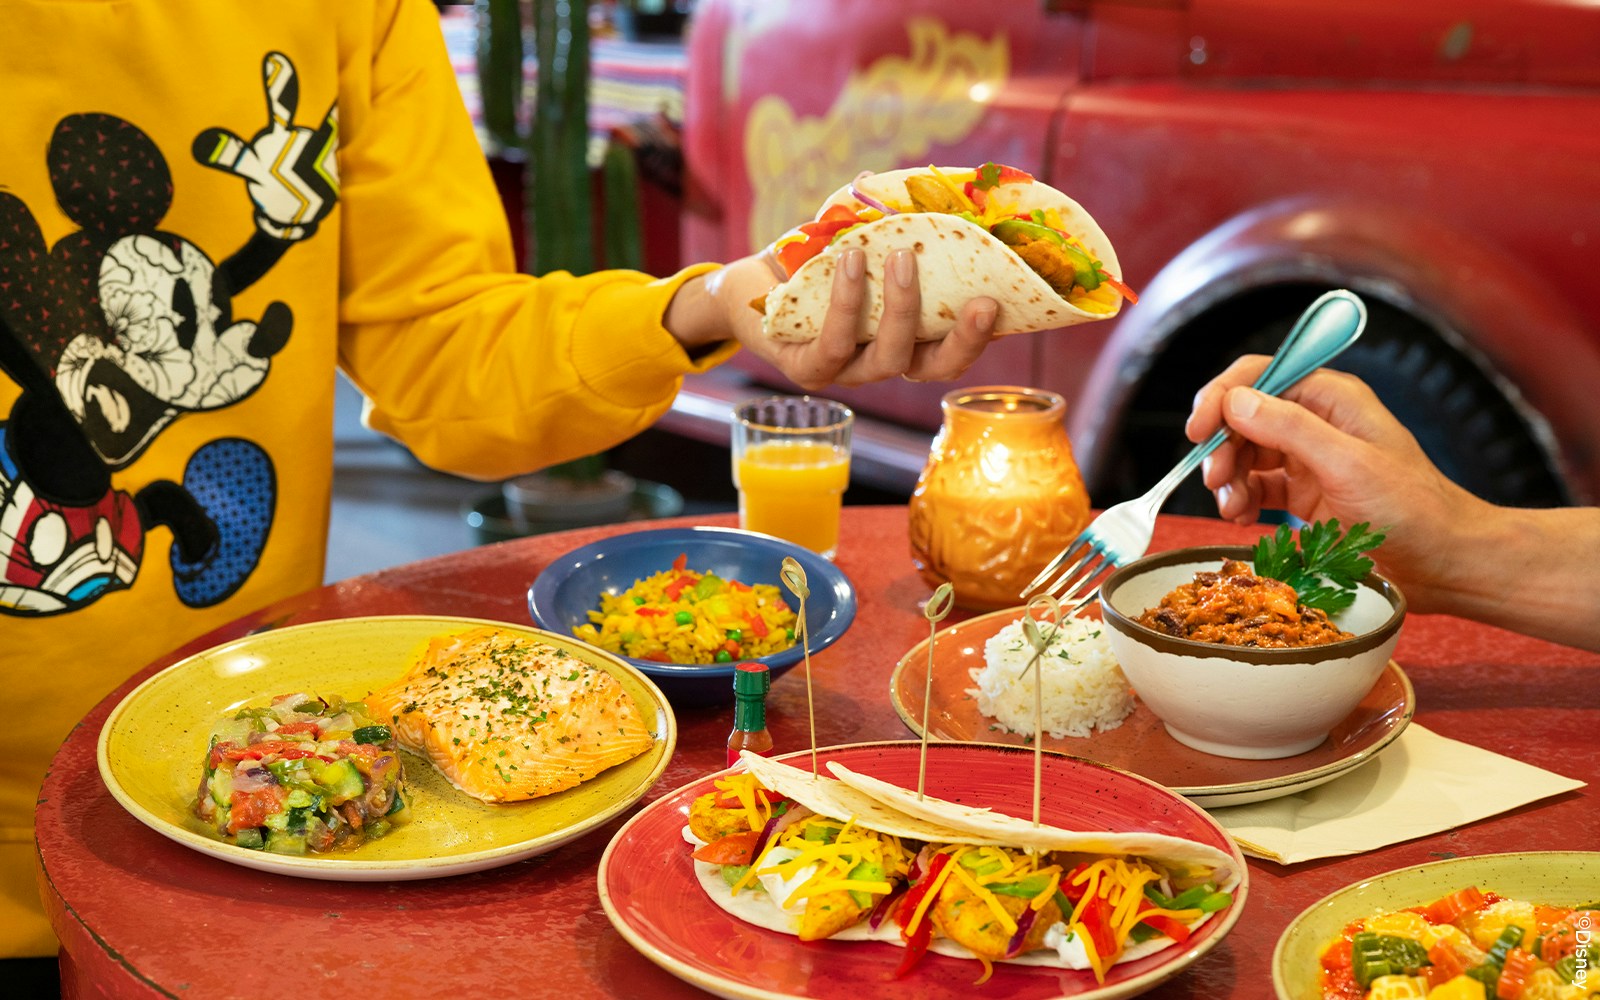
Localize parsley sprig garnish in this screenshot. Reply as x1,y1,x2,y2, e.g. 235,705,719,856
1252,519,1387,615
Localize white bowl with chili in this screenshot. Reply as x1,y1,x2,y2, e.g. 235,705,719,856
1099,545,1406,760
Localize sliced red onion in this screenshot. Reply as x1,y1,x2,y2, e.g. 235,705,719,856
868,880,909,930
849,171,896,215
1005,904,1040,959
750,802,810,862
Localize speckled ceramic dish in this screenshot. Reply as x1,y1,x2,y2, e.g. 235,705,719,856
599,741,1248,1000
891,604,1413,807
1273,851,1600,999
98,615,675,880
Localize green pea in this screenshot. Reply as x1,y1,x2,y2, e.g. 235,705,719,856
674,610,694,626
725,629,742,642
714,650,733,663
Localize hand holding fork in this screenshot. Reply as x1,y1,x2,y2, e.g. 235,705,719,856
1020,289,1369,613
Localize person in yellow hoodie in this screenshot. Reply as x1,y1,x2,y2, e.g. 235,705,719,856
0,0,1001,980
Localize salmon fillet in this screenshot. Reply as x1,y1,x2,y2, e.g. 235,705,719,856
366,627,655,803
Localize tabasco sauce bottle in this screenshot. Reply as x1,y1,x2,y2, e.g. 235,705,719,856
726,662,774,767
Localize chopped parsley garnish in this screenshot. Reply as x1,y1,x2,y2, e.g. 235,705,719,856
1253,519,1387,615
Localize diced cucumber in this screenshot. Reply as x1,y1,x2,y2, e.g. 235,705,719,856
265,828,308,855
315,759,366,803
233,827,264,850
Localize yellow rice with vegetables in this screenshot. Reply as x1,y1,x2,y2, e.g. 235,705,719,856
574,555,799,664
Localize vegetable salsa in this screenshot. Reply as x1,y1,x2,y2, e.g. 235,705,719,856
195,692,411,854
574,553,798,664
1319,885,1598,999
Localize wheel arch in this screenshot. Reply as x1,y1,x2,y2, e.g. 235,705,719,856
1071,196,1600,505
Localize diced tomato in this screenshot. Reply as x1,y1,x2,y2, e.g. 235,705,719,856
227,785,288,834
274,721,321,737
1320,965,1364,1000
744,612,768,638
222,740,326,762
692,830,764,865
1424,886,1488,925
1497,948,1537,999
672,553,688,572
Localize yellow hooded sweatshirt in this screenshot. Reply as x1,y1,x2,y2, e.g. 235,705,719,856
0,0,730,954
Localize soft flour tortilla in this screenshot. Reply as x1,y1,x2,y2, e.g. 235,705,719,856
762,167,1124,345
824,759,1241,889
688,753,1238,971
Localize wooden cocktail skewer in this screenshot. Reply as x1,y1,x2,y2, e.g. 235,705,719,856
779,557,818,777
1019,593,1062,828
916,583,955,800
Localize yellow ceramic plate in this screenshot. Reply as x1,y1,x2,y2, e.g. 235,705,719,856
98,615,676,881
1273,851,1600,999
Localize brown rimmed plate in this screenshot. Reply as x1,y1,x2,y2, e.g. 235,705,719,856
890,605,1413,807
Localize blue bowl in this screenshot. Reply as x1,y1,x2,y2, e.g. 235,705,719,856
527,526,857,707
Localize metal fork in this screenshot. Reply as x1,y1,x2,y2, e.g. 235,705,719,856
1021,288,1370,611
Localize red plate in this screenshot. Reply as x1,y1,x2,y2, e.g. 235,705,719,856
891,606,1414,807
597,741,1248,1000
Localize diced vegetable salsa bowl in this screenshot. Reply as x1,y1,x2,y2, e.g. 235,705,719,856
528,527,857,706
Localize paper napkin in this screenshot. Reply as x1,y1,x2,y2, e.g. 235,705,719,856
1207,724,1586,865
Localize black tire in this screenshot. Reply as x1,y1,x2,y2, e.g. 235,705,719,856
1095,284,1571,516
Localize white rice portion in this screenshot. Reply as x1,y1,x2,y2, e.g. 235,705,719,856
968,617,1134,739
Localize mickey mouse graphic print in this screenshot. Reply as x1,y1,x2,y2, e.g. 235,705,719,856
0,52,338,617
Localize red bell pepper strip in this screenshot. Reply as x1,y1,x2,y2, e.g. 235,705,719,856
773,204,862,278
672,553,688,572
1078,893,1120,968
1134,902,1192,945
634,607,667,617
1102,274,1140,304
894,852,952,978
744,612,769,638
663,575,695,600
692,830,763,865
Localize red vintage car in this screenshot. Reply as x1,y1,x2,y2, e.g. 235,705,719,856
664,0,1600,513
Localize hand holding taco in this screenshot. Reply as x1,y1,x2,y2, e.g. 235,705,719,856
755,163,1135,345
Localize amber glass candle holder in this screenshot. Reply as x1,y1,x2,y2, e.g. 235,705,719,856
908,386,1090,611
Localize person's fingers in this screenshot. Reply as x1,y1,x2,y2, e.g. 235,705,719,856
1186,355,1273,441
903,298,997,381
1222,386,1361,474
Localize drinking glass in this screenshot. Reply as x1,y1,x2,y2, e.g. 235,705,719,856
731,396,854,559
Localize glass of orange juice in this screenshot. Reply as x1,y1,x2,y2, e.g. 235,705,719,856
732,396,854,559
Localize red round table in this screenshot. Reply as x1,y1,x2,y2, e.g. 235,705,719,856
36,508,1600,998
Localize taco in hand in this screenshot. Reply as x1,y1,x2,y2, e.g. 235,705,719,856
755,163,1136,344
684,752,1240,983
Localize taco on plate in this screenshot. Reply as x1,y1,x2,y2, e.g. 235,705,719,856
685,752,1240,983
755,163,1135,345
